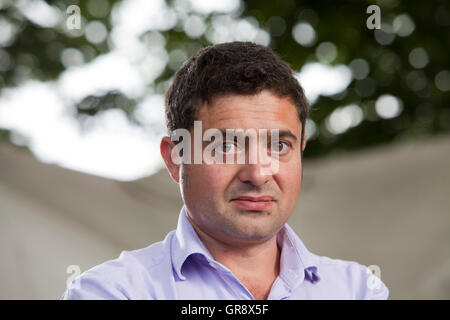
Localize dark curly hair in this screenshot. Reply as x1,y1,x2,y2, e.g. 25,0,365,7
165,41,309,155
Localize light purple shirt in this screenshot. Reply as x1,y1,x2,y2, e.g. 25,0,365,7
61,206,389,300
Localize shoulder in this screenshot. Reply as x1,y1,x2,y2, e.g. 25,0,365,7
61,231,175,300
310,253,390,299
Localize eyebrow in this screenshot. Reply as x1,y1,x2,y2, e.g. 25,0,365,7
215,128,298,143
277,130,298,142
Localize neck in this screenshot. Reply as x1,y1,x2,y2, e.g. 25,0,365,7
187,216,281,285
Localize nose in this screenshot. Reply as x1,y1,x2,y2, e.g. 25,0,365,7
236,135,278,187
237,162,272,187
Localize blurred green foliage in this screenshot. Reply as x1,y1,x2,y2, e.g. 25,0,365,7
0,0,449,159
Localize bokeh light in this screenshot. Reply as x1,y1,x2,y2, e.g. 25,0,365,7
349,58,370,80
315,42,338,64
408,47,429,69
434,70,450,91
292,22,316,47
375,94,403,119
374,23,396,46
393,14,415,37
325,104,364,135
85,21,108,44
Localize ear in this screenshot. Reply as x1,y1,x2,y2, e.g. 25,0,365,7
301,132,307,152
160,136,180,183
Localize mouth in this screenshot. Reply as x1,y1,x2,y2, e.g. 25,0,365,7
230,195,275,211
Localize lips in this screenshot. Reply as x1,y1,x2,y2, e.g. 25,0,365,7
231,195,275,210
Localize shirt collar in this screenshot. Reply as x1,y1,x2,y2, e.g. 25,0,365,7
171,205,320,287
276,224,321,289
171,205,214,281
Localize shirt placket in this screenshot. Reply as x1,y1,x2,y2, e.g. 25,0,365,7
207,259,255,300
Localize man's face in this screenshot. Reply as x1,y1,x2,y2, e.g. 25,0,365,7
174,90,305,247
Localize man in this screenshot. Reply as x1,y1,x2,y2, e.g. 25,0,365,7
62,42,389,300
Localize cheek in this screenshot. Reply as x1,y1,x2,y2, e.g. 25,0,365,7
185,164,236,197
207,164,237,195
278,160,302,198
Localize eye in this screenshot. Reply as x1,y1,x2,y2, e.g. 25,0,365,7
221,141,237,153
271,141,290,154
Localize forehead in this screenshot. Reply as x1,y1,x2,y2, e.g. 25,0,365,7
197,90,301,134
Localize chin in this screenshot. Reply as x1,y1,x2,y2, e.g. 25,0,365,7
228,225,277,241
